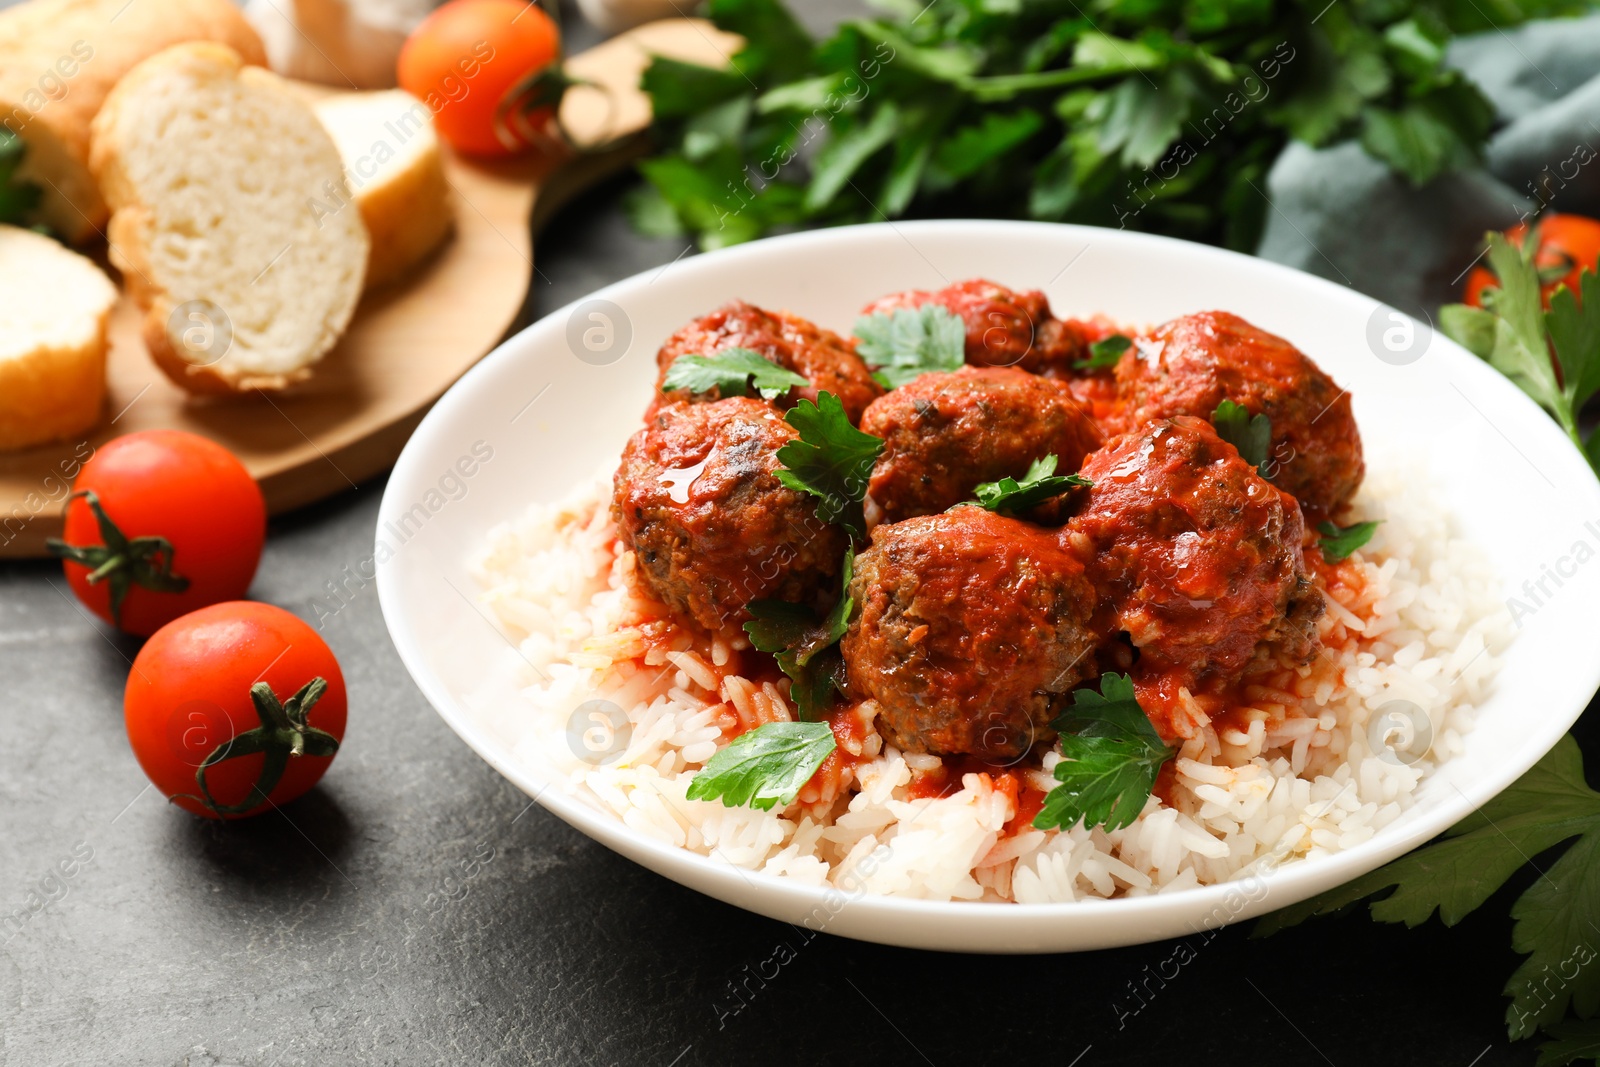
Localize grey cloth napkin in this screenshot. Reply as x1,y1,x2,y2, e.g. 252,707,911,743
1257,15,1600,316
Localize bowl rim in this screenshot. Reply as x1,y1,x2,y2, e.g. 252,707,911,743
375,218,1600,943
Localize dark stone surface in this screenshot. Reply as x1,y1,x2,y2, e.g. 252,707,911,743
2,3,1595,1064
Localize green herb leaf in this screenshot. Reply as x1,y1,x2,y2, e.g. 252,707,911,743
1035,673,1173,833
774,393,884,538
1211,399,1272,472
744,548,855,720
1073,333,1132,370
972,454,1091,514
853,304,966,389
1537,1018,1600,1066
685,720,837,811
661,347,811,400
1317,520,1380,561
1548,270,1600,415
0,129,41,225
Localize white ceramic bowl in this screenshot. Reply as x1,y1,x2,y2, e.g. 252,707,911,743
376,221,1600,953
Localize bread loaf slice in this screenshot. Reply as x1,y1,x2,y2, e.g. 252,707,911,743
0,0,267,244
0,224,117,450
314,89,453,291
90,43,369,395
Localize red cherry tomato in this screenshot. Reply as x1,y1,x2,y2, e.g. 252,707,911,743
1464,213,1600,310
49,430,265,636
125,602,347,820
397,0,563,157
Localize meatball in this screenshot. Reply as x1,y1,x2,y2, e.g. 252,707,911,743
860,366,1103,524
860,278,1087,375
1124,311,1364,517
653,300,881,423
613,397,848,634
1065,417,1323,695
843,507,1099,759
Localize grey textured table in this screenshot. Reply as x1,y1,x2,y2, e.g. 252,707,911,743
3,4,1596,1064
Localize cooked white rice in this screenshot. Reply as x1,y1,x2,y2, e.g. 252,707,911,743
465,460,1510,903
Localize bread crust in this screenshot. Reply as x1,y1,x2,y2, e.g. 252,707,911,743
0,0,267,243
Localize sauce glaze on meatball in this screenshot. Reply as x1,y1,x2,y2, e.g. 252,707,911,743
653,300,881,423
860,365,1103,525
843,507,1099,759
614,397,848,635
1064,417,1322,733
860,279,1087,375
1124,311,1364,517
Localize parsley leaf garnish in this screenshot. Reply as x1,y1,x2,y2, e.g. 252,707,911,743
1073,333,1133,371
774,392,884,538
1034,673,1174,833
1441,233,1600,473
661,347,811,400
1257,736,1600,1051
972,454,1090,514
684,720,836,811
743,548,855,721
1212,398,1272,474
1317,520,1380,561
853,304,966,389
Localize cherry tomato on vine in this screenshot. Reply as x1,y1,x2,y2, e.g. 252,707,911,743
47,429,265,636
125,602,347,820
398,0,564,157
1464,213,1600,310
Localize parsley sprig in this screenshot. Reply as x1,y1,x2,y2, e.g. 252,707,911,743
743,548,855,720
853,303,966,389
1035,674,1174,833
661,347,810,400
1441,232,1600,473
685,720,837,811
1317,519,1379,561
1258,736,1600,1064
1073,333,1133,371
774,392,884,538
971,454,1090,515
1212,398,1272,473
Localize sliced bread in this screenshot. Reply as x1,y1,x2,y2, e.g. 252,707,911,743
0,224,118,450
89,43,369,395
0,0,267,244
314,89,453,291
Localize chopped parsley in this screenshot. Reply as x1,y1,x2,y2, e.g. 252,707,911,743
971,454,1091,514
1073,333,1133,371
1212,398,1272,473
852,303,965,389
774,391,883,538
684,720,837,811
660,346,810,400
1441,232,1600,474
1258,735,1600,1061
1317,520,1380,561
1034,673,1174,833
744,549,854,721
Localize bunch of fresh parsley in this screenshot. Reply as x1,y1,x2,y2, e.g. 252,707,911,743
630,0,1587,252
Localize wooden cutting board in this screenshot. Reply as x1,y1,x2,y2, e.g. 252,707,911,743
0,18,736,558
